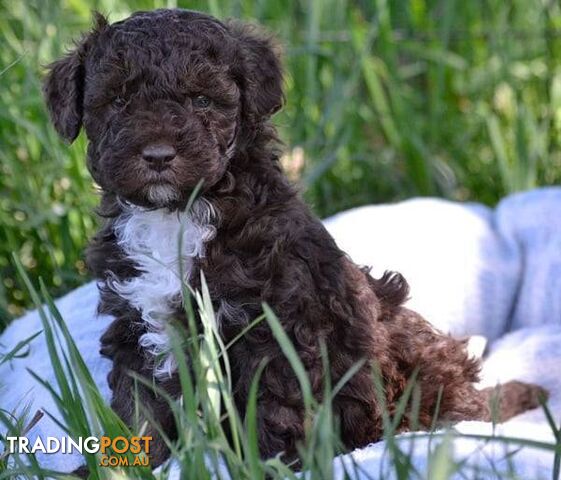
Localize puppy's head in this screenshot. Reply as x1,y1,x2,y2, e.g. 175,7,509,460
44,9,283,208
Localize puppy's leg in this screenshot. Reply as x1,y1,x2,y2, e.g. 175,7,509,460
236,353,307,464
101,319,176,468
389,308,547,427
483,380,549,422
413,340,548,425
109,355,176,468
255,395,305,465
440,381,548,423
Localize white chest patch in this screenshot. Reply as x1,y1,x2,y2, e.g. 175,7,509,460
108,199,216,378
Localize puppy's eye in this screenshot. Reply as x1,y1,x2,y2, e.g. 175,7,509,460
112,96,127,109
192,95,211,109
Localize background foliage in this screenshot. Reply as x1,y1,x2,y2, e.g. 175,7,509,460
1,0,561,323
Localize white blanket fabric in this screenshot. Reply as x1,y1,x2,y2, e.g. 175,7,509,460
1,187,560,478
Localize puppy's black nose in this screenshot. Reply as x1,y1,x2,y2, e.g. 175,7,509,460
142,144,176,171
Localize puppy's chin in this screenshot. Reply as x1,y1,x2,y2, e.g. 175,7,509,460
145,183,180,208
119,183,182,209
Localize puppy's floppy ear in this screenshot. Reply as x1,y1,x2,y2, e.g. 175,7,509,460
43,48,85,143
227,20,284,120
43,12,108,143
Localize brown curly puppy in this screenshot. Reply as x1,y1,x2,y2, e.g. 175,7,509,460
43,8,546,468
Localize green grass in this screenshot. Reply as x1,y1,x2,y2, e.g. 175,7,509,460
1,0,561,320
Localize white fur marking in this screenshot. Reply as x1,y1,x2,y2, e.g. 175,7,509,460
108,199,216,378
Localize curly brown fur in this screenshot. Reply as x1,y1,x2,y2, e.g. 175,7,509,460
44,8,547,468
